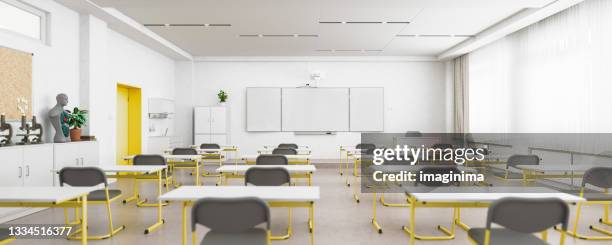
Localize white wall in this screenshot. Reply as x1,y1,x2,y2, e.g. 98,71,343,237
1,0,176,165
0,0,80,143
177,60,447,159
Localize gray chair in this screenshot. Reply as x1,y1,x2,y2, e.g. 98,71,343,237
566,167,612,240
356,143,376,154
405,131,422,137
191,197,271,245
170,148,201,178
272,148,297,155
245,167,292,240
468,197,569,245
128,154,173,205
278,143,298,149
0,228,14,244
59,167,125,240
200,143,221,149
256,154,288,165
493,154,540,180
245,167,291,186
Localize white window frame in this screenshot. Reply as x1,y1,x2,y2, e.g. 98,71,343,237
0,0,49,44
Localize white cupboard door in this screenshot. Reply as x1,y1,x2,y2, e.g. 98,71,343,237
210,134,227,145
79,141,99,166
54,143,80,169
23,145,54,187
194,107,211,134
194,134,211,146
0,147,23,187
210,107,226,134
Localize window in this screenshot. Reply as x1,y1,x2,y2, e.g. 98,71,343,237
0,0,47,42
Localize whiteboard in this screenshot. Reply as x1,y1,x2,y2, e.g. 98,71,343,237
282,88,349,132
350,87,384,131
247,88,281,131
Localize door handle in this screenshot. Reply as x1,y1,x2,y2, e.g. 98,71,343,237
26,165,30,177
18,166,22,178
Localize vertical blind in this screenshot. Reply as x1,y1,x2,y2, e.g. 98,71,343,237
469,0,612,133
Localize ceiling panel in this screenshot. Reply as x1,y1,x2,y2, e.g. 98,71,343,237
91,0,555,56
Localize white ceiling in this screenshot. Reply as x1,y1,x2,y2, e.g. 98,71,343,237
91,0,554,57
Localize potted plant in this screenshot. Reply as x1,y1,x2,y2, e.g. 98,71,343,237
66,107,88,141
217,90,228,105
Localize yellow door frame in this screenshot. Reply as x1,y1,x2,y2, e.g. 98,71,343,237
117,84,142,165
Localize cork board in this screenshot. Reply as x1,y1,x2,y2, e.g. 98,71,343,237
0,46,32,120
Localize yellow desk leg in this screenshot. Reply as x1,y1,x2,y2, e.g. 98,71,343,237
195,160,200,186
371,192,382,233
309,202,315,245
81,195,88,245
145,170,165,234
182,201,188,245
308,173,312,186
410,198,415,245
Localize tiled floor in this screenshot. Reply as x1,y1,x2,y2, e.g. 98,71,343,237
7,165,612,245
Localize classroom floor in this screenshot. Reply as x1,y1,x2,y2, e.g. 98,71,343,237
7,164,612,245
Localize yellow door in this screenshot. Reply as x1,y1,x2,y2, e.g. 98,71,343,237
116,86,129,165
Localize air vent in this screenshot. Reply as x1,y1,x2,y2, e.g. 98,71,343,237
144,24,232,27
319,21,409,24
396,34,474,38
239,34,319,38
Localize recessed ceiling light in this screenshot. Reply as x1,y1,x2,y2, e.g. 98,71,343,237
164,24,170,27
204,24,210,27
258,34,263,38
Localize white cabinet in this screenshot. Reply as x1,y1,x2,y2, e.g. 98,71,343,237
53,141,99,185
194,106,228,145
0,144,54,220
0,147,24,187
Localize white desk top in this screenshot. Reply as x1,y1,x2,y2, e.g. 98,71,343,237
515,164,603,172
216,165,316,174
242,154,310,160
99,165,166,174
159,186,320,202
406,187,584,203
123,155,201,161
0,187,99,203
189,145,238,150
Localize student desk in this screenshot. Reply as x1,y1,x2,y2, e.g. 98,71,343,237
0,187,99,245
124,155,202,185
215,165,316,185
514,164,599,186
241,154,311,165
368,165,480,232
258,146,311,155
337,145,357,176
100,165,166,234
159,186,320,245
403,186,584,245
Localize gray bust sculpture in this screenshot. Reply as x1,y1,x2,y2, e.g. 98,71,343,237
49,93,71,143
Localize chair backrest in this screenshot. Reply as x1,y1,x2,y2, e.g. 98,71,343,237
356,143,376,154
507,154,540,168
405,131,422,137
256,154,288,165
278,143,298,149
172,147,198,155
487,197,569,232
59,167,107,187
245,167,291,186
191,197,270,232
200,143,220,149
272,148,297,155
431,143,453,150
133,154,167,166
416,166,461,186
582,167,612,189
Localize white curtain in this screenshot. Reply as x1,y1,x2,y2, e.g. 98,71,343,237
453,55,469,133
469,0,612,133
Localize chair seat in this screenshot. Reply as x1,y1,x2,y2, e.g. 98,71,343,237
468,228,548,245
201,228,267,245
0,228,13,241
582,192,612,201
87,189,122,201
